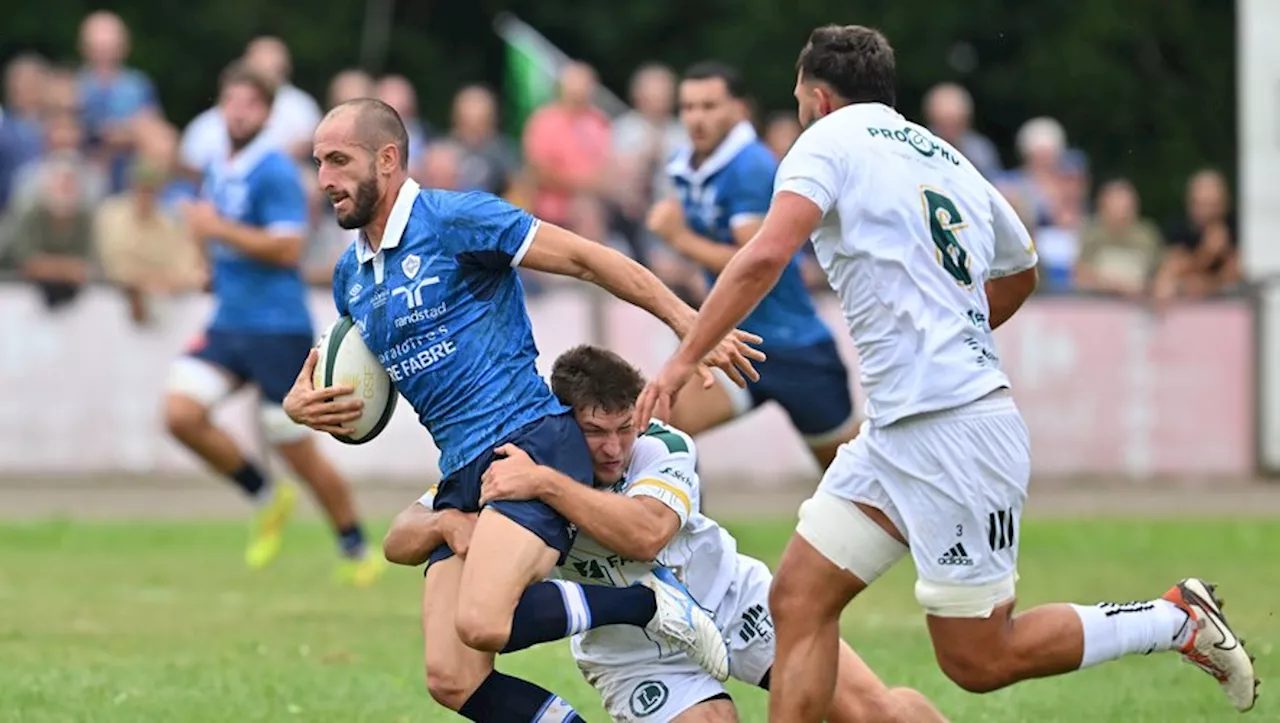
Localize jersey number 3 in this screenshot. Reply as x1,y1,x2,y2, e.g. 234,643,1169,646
922,188,973,286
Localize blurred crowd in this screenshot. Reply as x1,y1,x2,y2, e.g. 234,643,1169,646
0,12,1242,326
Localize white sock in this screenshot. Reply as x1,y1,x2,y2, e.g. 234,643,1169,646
1071,599,1194,669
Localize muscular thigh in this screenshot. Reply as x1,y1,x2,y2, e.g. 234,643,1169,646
423,557,492,688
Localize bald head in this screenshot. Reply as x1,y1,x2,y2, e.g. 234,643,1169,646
323,98,410,170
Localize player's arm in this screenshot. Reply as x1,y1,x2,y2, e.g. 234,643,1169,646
480,446,681,561
650,157,772,273
986,187,1040,330
669,192,822,368
203,216,305,267
520,220,703,337
382,491,478,566
203,162,309,267
664,135,835,368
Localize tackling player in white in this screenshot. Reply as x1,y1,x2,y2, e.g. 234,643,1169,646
636,24,1259,722
387,345,947,723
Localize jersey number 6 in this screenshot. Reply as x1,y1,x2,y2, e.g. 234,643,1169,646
921,188,973,287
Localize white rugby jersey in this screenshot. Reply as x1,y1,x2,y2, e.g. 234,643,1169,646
774,102,1038,427
564,421,739,667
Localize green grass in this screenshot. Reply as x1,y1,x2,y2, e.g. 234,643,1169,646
0,518,1274,722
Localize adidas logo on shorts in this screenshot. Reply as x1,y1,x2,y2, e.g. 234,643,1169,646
937,543,974,566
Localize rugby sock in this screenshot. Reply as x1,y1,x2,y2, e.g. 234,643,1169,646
1071,599,1193,668
229,462,269,500
456,670,585,722
502,580,657,653
336,524,367,558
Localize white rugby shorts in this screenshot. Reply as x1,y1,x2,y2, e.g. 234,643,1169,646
576,555,775,722
808,390,1030,614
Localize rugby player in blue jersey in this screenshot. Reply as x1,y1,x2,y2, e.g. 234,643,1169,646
647,62,858,468
164,62,381,586
283,99,763,722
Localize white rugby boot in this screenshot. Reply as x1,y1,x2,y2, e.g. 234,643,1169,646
635,567,730,681
1162,578,1260,712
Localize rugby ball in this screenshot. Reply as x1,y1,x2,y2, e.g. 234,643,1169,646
313,315,397,445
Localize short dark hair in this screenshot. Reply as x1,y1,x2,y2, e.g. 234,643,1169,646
795,25,896,107
331,98,410,170
550,345,646,414
219,60,276,107
682,60,746,99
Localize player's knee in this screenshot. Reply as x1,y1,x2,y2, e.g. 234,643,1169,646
453,605,510,653
163,394,209,439
936,649,1011,694
424,663,484,711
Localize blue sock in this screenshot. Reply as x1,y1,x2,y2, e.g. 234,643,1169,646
229,462,267,498
502,580,657,653
457,670,585,722
336,524,366,558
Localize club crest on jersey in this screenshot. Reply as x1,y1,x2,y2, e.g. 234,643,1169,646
348,283,363,298
401,254,421,279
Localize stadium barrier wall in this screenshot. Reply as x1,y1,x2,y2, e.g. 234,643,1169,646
0,285,1254,483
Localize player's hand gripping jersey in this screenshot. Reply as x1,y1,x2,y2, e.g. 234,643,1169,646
774,103,1038,426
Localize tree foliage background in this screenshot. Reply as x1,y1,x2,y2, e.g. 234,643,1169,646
2,0,1234,222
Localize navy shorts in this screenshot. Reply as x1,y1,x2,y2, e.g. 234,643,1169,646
748,338,854,437
427,411,593,568
189,329,313,404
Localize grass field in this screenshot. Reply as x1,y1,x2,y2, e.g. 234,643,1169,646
0,517,1274,722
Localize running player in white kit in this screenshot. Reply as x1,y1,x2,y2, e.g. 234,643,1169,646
636,24,1259,722
387,345,946,723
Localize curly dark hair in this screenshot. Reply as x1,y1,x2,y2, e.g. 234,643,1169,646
795,24,896,108
550,345,646,413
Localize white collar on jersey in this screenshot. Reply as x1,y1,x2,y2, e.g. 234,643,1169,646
218,131,276,179
666,120,757,186
356,178,421,264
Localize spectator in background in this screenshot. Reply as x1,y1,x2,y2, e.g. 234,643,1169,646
1004,116,1081,291
0,112,100,310
7,108,106,217
522,61,612,241
612,64,686,210
763,111,802,160
1074,179,1163,299
180,36,322,175
447,84,519,197
326,69,375,109
95,122,206,325
0,54,48,211
77,11,159,194
923,82,1001,179
1154,169,1239,302
376,75,427,165
415,141,464,191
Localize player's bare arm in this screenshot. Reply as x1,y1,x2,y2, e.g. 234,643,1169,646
636,191,821,426
646,198,763,273
518,220,765,387
985,267,1037,330
383,503,478,566
480,443,680,562
183,199,305,267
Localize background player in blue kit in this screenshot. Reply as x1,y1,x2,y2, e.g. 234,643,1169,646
284,99,763,722
646,62,859,467
163,62,381,586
